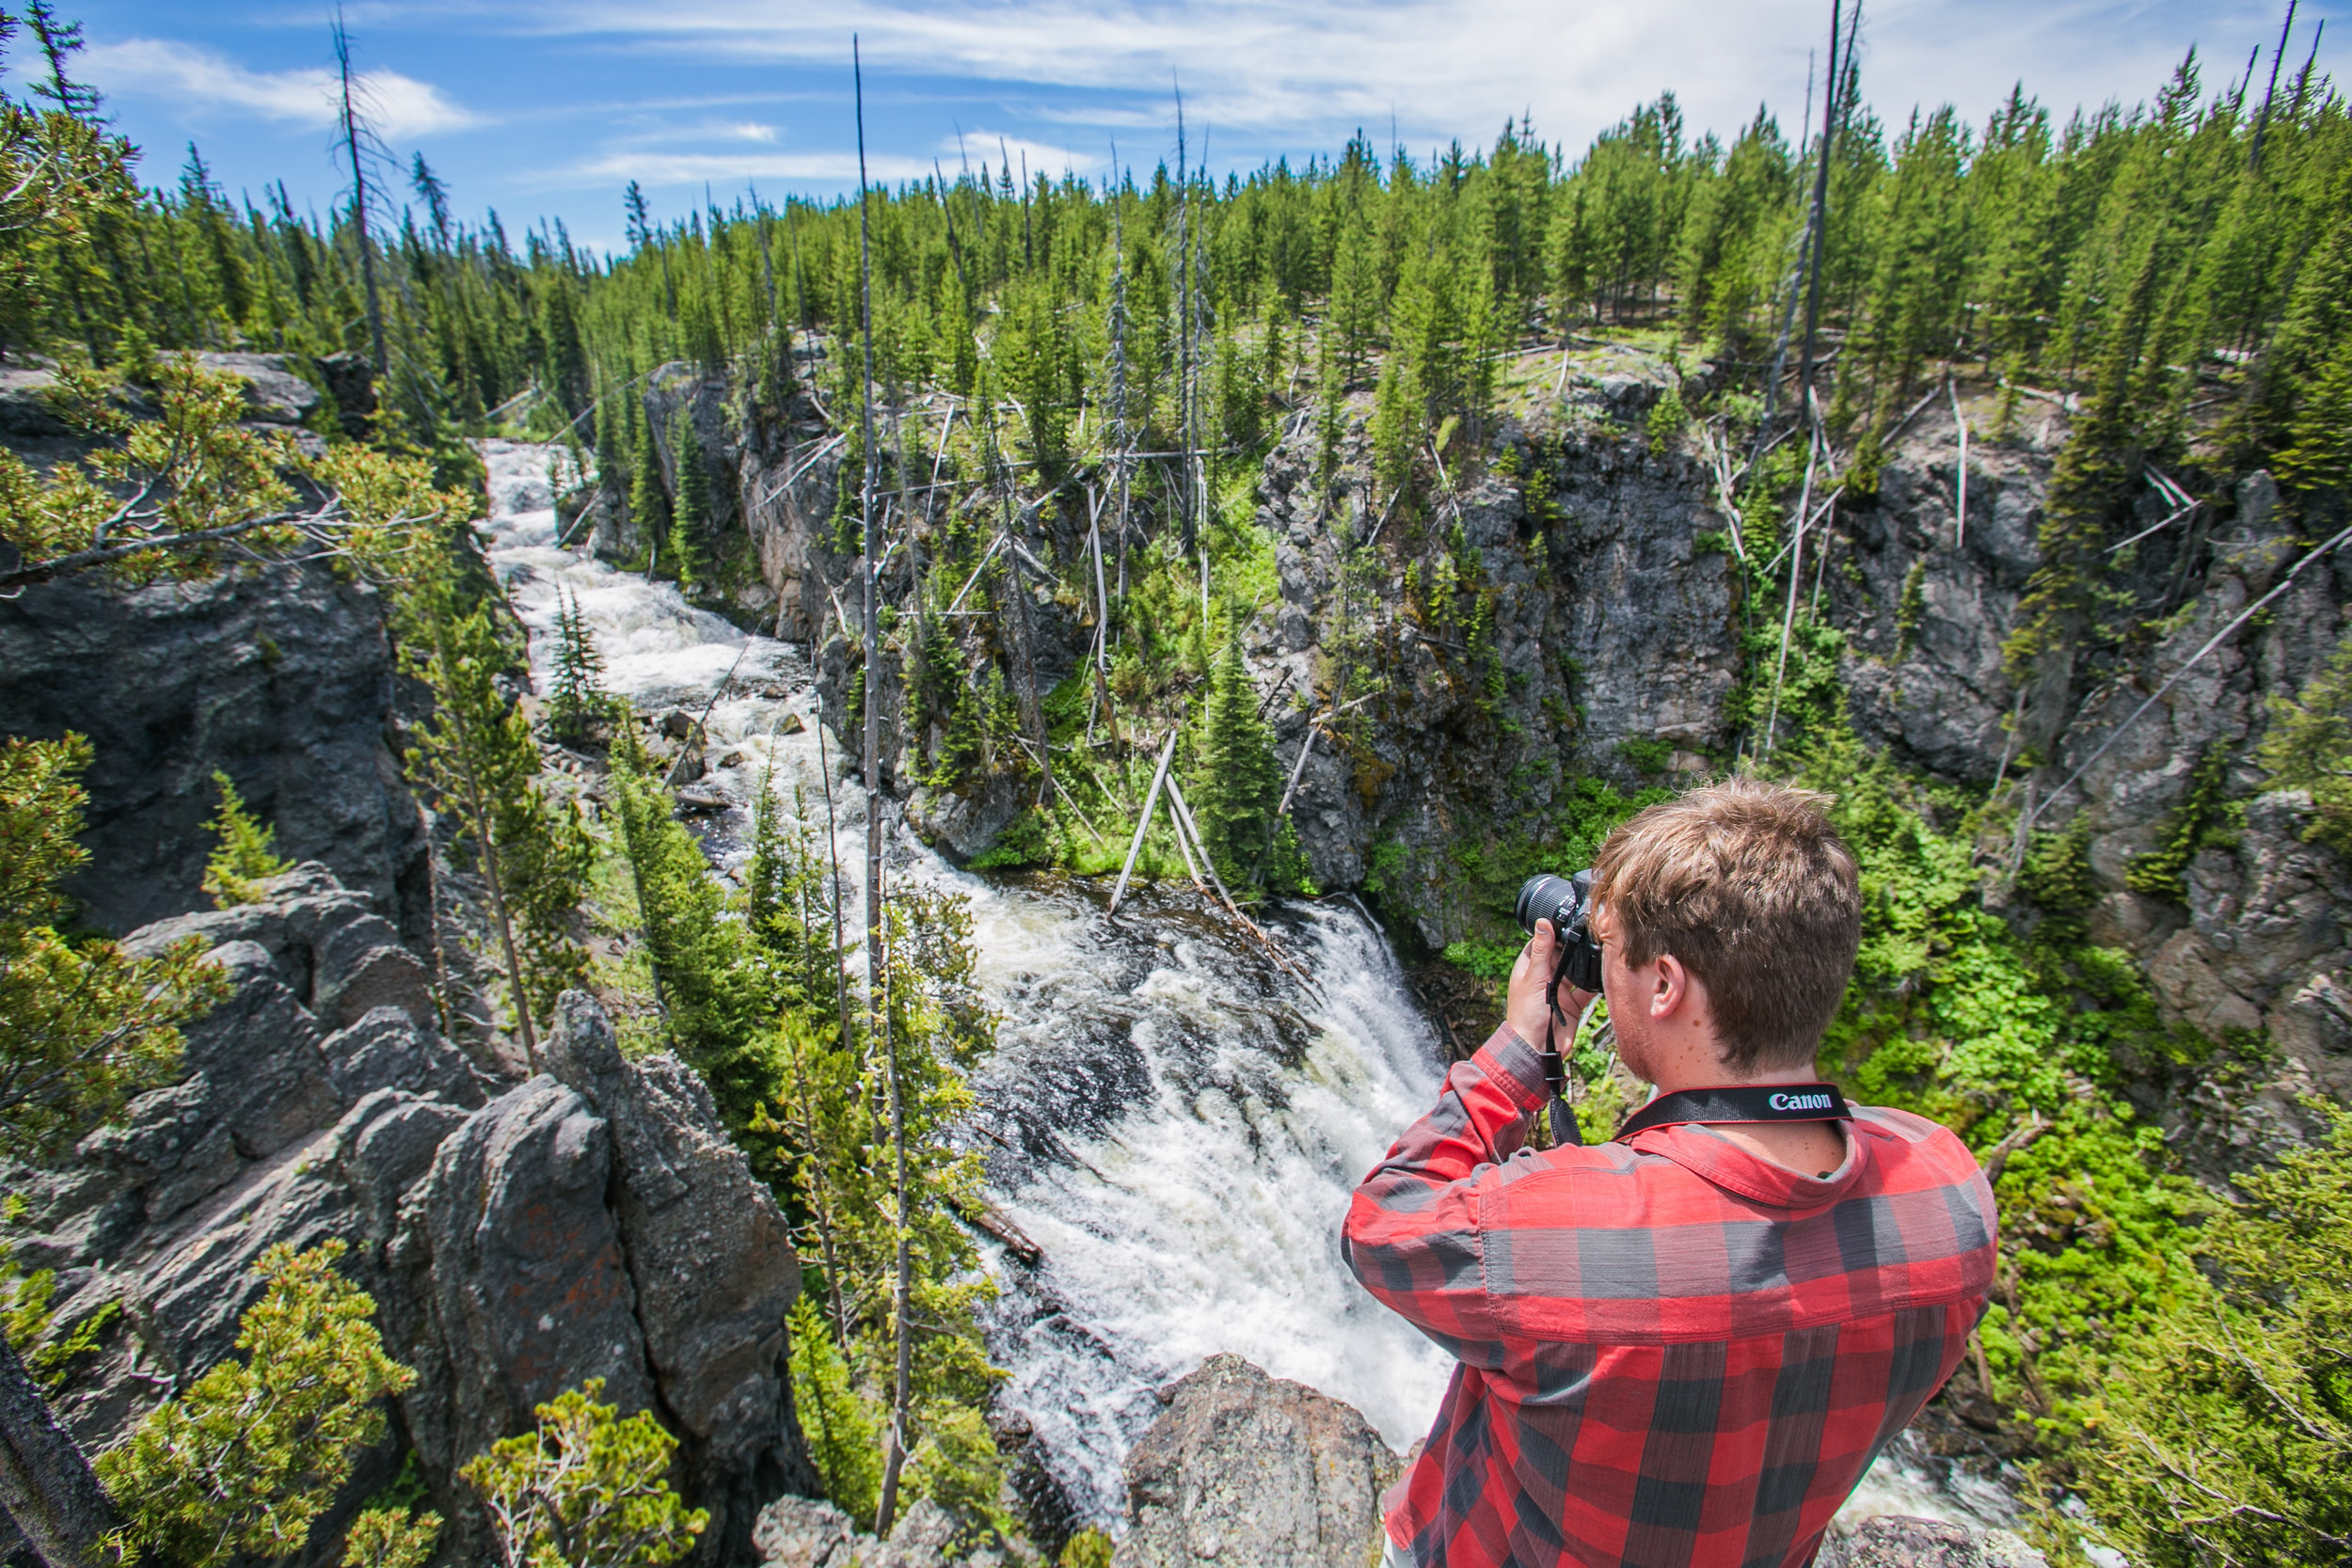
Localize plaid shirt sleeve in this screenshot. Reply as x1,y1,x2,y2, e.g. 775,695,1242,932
1341,1023,1554,1367
1342,1026,1998,1568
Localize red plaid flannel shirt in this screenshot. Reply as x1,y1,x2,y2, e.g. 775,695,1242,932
1343,1025,1996,1568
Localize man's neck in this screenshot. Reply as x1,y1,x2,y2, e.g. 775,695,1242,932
1644,1062,1846,1180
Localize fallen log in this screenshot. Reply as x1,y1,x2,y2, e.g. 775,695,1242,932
1108,731,1179,914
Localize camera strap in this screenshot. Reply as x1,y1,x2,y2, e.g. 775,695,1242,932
1612,1084,1851,1142
1537,1048,1581,1148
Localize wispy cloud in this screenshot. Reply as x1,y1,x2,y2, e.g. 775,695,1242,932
945,128,1101,176
456,0,2296,162
551,149,938,188
84,37,482,139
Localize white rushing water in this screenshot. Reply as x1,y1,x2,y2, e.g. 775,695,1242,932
472,439,2014,1537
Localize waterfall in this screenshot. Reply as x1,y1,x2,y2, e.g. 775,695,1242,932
474,439,2016,1537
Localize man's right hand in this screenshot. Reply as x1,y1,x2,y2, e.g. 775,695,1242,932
1507,920,1600,1052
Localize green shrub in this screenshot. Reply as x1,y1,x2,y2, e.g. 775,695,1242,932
2049,1105,2352,1567
460,1378,708,1568
200,769,293,908
100,1242,415,1568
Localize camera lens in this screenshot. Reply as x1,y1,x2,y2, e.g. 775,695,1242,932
1515,873,1582,936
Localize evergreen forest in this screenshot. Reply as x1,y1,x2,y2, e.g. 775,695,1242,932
3,3,2351,1566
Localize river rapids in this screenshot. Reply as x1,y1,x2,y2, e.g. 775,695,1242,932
474,439,2016,1539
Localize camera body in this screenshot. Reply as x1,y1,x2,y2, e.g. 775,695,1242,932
1515,871,1604,999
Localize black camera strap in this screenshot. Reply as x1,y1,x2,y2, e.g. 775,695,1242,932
1537,1047,1581,1148
1612,1084,1851,1142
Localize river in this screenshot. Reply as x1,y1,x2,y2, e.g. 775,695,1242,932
473,439,2017,1539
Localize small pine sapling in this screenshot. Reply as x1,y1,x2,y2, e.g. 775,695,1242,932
201,769,294,908
338,1506,441,1568
459,1378,708,1568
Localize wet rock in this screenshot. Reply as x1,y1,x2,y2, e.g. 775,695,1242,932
1816,1514,2048,1568
1114,1354,1401,1568
0,559,432,942
911,768,1030,863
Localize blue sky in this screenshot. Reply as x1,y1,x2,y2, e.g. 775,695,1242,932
5,0,2333,258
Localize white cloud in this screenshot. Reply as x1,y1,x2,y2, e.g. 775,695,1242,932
84,37,482,139
553,150,937,187
944,128,1101,177
499,0,2294,166
727,120,780,142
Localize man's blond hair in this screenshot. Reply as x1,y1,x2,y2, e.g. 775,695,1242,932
1590,778,1861,1074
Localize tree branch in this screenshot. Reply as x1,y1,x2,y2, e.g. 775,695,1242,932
0,502,342,592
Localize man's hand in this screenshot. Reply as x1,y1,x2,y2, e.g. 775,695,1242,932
1506,920,1598,1053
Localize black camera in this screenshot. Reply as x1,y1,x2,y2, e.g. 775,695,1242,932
1515,871,1604,998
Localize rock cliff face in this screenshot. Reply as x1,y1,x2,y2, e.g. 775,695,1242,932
748,349,2346,1107
4,871,814,1567
0,560,434,942
581,356,843,642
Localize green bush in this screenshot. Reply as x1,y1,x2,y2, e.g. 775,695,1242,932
200,769,292,908
460,1378,708,1568
2049,1105,2352,1568
100,1243,416,1568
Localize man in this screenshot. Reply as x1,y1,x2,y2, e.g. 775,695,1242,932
1343,780,1996,1568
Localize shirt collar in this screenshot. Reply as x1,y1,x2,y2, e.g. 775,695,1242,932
1622,1116,1868,1209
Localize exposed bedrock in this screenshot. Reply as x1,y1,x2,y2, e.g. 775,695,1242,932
3,871,816,1567
0,558,433,944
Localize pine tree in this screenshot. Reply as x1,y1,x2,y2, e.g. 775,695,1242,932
200,769,293,908
605,729,768,1117
1186,623,1282,886
667,409,708,588
0,733,227,1568
395,560,590,1061
2257,626,2352,855
546,591,610,748
98,1243,416,1568
459,1380,707,1568
628,417,670,568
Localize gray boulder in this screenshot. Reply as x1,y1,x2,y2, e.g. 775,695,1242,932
1114,1354,1402,1568
194,352,325,426
389,990,818,1565
1817,1514,2049,1568
754,1497,965,1568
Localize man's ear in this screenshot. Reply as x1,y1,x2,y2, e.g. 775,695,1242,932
1650,952,1691,1020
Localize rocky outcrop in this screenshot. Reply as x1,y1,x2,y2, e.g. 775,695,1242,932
585,356,841,641
755,1497,970,1568
0,558,433,943
3,865,483,1465
7,872,815,1567
1251,373,1738,918
1816,1514,2049,1568
386,990,818,1565
1114,1354,1401,1568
